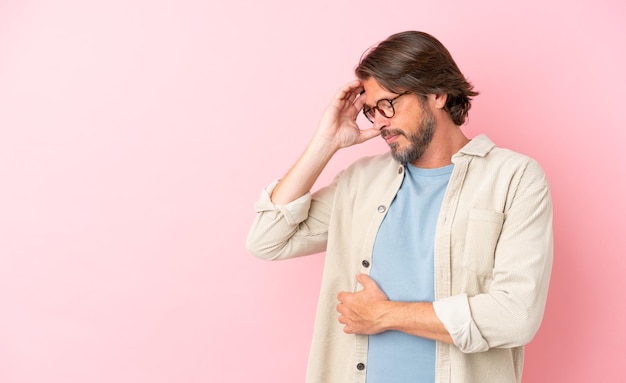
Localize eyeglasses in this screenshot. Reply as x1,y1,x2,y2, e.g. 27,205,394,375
362,91,410,123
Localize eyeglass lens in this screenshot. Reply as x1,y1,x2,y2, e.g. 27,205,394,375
363,99,395,122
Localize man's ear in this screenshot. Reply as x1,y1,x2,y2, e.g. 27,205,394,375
433,93,448,109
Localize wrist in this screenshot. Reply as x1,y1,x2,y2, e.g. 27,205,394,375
308,134,340,160
376,300,400,333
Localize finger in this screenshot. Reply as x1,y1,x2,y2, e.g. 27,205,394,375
336,301,351,314
337,304,355,321
337,291,346,303
352,89,367,110
335,80,362,101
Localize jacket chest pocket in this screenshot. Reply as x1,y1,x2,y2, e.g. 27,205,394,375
462,208,505,277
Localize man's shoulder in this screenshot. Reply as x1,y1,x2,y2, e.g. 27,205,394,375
489,145,537,164
469,135,548,185
466,134,539,164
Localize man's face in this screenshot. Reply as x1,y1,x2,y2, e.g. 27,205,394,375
362,78,436,165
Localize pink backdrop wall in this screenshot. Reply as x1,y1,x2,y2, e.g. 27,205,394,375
1,0,624,382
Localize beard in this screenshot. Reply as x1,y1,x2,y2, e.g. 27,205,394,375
384,105,436,164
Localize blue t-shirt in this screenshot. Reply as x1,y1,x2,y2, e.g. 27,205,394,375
366,163,453,383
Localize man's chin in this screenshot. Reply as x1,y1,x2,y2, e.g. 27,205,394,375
390,147,408,163
391,145,424,164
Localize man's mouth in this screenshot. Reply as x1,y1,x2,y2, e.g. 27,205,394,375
381,129,403,144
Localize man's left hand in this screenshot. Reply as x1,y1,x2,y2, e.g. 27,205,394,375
336,274,391,335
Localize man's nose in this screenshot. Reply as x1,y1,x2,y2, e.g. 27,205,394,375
373,110,390,131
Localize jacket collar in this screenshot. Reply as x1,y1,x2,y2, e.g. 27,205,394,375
384,134,496,168
456,134,495,158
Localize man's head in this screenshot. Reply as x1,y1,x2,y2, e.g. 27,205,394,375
355,31,478,126
361,76,436,164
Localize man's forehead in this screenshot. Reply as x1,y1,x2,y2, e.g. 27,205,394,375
362,80,399,105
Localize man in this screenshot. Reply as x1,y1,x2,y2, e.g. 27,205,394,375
247,31,553,383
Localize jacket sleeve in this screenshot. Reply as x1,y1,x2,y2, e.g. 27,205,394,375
434,162,553,352
246,178,338,261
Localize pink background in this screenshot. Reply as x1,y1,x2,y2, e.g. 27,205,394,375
1,0,624,382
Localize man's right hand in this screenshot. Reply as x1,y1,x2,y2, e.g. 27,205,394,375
313,80,382,151
270,80,380,205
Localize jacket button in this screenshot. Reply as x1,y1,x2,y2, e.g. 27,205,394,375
362,260,370,268
356,362,365,371
398,166,404,174
377,205,386,213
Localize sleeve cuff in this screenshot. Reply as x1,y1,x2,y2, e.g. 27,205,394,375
254,180,312,226
433,294,490,353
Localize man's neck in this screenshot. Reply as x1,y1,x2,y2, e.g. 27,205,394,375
410,124,469,169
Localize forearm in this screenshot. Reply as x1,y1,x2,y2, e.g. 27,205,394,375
337,275,453,344
379,301,454,344
271,136,338,204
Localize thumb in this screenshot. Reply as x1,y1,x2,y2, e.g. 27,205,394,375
358,127,382,143
356,273,374,288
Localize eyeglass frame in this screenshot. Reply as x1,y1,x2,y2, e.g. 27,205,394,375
362,91,411,123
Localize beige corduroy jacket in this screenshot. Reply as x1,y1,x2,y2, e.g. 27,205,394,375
247,134,553,383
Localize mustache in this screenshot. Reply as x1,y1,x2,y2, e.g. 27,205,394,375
381,129,405,139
